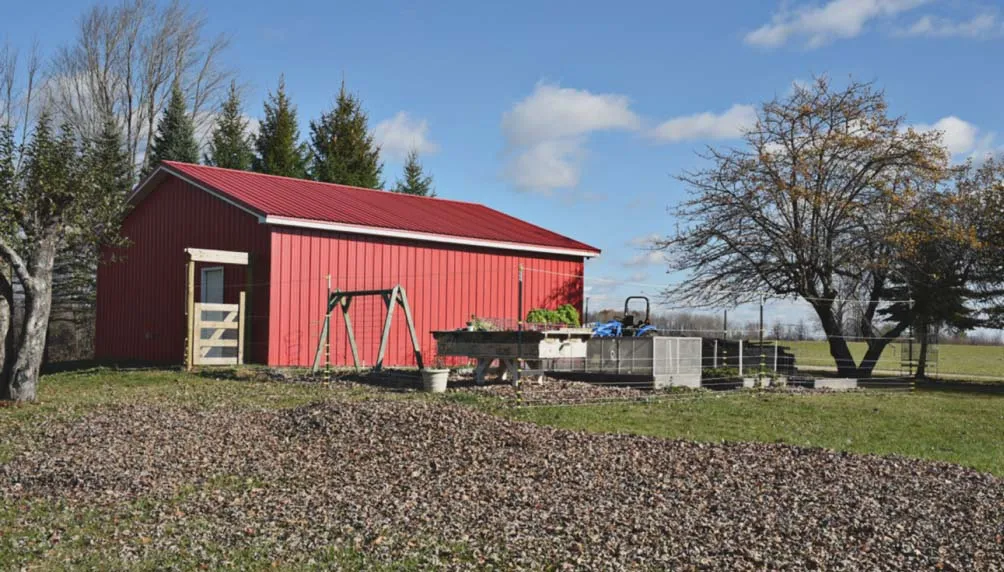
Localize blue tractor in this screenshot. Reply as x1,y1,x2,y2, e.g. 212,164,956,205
592,296,658,338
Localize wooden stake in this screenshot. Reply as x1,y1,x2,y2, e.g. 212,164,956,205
237,291,246,365
244,257,253,362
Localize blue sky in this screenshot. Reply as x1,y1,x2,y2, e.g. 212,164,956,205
8,0,1004,326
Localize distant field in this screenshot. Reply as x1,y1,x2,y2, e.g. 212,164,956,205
784,340,1004,379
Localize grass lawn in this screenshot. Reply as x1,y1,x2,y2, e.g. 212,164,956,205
513,391,1004,476
2,368,1003,569
785,340,1004,379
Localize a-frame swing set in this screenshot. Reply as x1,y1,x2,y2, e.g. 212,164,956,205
311,284,424,373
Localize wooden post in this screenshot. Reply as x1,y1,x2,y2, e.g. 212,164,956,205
738,339,744,377
396,287,424,369
713,339,718,368
244,257,253,362
237,291,246,365
374,286,399,371
325,274,331,375
340,296,362,372
185,258,196,371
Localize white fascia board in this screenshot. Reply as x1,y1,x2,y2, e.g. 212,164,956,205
263,215,600,258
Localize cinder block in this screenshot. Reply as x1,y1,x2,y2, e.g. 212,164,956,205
813,378,858,390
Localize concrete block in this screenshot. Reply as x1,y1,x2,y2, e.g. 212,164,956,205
813,378,858,390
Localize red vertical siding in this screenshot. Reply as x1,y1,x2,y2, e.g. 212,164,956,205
95,177,272,364
267,227,585,368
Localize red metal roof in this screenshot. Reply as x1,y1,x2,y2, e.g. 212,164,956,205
143,161,599,256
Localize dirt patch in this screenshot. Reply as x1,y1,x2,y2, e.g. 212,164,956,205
3,399,1003,569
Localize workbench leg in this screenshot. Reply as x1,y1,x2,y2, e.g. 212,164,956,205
496,360,509,381
505,359,520,387
474,358,492,386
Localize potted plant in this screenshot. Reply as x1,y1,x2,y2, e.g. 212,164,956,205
421,353,449,393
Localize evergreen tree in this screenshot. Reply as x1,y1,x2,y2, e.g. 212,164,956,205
205,81,254,170
49,115,133,361
309,83,383,188
253,76,308,178
393,149,435,196
145,80,199,174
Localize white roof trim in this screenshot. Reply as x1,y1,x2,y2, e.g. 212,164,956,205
263,215,600,258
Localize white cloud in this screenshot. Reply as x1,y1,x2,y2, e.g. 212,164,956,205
651,104,756,143
372,111,438,160
501,82,640,193
504,138,583,190
913,116,982,156
746,0,927,49
900,12,1002,38
622,250,665,268
627,233,662,248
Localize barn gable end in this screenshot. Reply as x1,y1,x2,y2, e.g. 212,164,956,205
95,175,272,364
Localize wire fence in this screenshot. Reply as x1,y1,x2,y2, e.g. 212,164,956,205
61,259,1004,398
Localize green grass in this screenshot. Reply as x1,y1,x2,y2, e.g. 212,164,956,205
512,391,1004,476
784,340,1004,379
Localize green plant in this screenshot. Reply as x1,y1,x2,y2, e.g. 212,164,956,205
701,367,740,380
468,316,498,332
526,305,581,327
554,304,581,327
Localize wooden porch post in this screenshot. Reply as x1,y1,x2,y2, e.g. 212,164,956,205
185,257,196,371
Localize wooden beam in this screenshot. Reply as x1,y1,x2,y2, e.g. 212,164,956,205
197,321,240,330
374,286,399,371
184,248,249,265
397,287,424,369
341,297,362,372
245,256,253,362
196,302,240,313
201,339,240,348
237,291,246,365
196,357,241,366
185,259,195,371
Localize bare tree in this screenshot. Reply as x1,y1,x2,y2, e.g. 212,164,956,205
51,0,231,179
658,78,948,377
0,43,42,394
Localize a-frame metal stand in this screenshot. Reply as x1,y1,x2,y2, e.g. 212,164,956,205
311,285,424,373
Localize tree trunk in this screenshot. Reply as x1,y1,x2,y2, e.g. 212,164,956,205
859,339,893,379
813,301,859,377
0,276,13,399
5,240,57,402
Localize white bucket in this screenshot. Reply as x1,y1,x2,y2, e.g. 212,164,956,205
421,368,449,393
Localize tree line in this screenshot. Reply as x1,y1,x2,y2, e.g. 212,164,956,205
0,0,435,401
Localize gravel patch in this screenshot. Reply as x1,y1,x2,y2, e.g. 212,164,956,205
3,399,1003,570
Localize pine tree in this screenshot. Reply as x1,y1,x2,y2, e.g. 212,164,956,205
50,115,132,361
145,80,199,174
309,83,383,188
393,149,435,196
205,81,254,170
253,76,308,178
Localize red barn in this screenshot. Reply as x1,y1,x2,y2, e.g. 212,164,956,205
95,161,600,367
